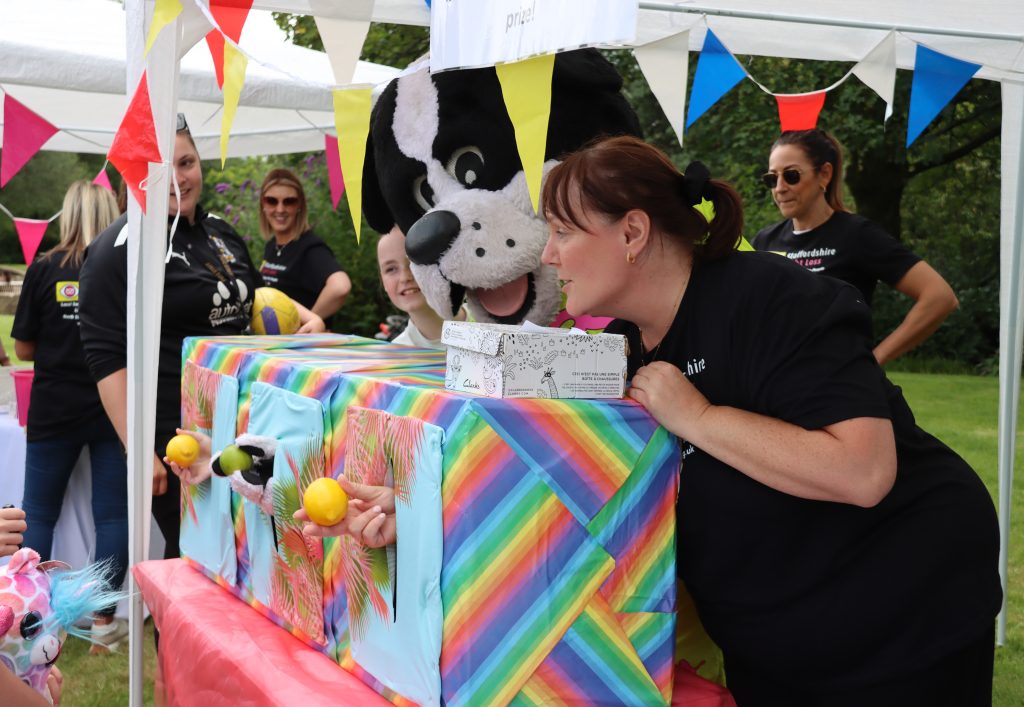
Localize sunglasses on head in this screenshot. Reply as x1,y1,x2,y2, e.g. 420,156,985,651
761,169,803,189
263,196,300,208
176,113,189,132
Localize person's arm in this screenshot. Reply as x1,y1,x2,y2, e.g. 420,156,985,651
629,362,897,508
1,662,57,707
95,368,168,496
873,261,959,366
294,300,327,334
310,271,352,321
295,478,396,546
13,340,34,362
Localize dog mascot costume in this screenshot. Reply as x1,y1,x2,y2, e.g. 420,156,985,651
362,49,642,327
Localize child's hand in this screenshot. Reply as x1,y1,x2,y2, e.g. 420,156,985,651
0,507,26,557
164,429,213,486
47,666,63,706
294,478,396,547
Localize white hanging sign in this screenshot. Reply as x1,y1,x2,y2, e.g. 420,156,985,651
429,0,637,72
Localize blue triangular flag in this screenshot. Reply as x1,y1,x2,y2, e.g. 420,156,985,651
906,45,981,147
686,29,746,130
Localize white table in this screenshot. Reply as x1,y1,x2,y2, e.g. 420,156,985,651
0,411,164,617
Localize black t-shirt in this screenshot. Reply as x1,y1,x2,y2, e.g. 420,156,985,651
11,254,108,441
259,229,343,313
79,207,263,437
608,251,1000,689
751,211,920,306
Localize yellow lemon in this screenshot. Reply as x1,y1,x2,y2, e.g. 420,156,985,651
303,478,349,527
165,434,200,467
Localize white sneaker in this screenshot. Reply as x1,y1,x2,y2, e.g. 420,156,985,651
89,617,129,654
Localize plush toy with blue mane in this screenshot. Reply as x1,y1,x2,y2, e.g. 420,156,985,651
0,548,122,699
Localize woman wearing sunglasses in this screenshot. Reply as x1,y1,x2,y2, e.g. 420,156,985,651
78,117,325,567
752,129,958,366
258,168,351,328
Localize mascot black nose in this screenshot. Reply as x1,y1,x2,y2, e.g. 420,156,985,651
406,210,462,265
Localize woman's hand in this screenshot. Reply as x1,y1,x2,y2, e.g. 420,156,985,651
163,429,213,486
294,478,396,547
297,314,326,334
0,506,26,557
628,362,710,440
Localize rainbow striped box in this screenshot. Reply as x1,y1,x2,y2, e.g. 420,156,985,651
179,334,681,705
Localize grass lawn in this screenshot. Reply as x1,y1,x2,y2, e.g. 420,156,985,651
11,362,1024,703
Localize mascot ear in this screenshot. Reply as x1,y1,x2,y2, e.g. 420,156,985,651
362,117,396,235
547,48,643,160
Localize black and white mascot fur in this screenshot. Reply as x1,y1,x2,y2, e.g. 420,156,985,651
362,49,642,327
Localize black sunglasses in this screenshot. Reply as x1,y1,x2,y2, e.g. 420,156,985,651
761,169,803,189
263,195,300,208
176,113,189,132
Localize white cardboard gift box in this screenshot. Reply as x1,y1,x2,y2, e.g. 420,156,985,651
441,321,627,399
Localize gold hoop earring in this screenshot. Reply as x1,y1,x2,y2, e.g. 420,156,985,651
626,251,636,265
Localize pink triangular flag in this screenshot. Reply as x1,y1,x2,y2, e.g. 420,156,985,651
2,95,59,187
775,91,827,132
14,219,49,264
324,133,345,210
93,167,114,191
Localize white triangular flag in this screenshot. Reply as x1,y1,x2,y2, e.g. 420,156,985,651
634,31,690,146
313,0,373,86
852,32,897,122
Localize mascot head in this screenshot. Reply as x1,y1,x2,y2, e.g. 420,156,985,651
363,49,641,326
1,548,121,697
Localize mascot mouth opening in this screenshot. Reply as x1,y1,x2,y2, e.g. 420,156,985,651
469,273,536,325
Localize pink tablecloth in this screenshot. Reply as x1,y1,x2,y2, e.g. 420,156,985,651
133,559,389,707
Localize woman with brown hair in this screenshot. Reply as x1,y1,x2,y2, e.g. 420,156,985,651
258,168,351,328
540,135,999,704
752,129,958,365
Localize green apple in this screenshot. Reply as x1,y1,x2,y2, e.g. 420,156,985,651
219,444,253,475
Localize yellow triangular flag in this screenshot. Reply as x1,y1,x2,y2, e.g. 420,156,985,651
332,87,373,243
220,41,247,167
144,0,183,55
496,53,555,214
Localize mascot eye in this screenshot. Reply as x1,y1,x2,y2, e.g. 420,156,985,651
20,611,42,640
413,176,436,212
446,147,485,187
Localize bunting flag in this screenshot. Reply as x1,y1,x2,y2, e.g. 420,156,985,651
906,45,981,147
144,0,183,55
774,91,827,132
324,133,345,210
686,29,746,130
14,219,48,265
107,72,161,213
634,31,690,146
93,167,114,192
495,53,556,213
205,0,253,89
851,32,897,122
332,87,374,242
314,2,373,86
220,42,248,166
1,95,59,188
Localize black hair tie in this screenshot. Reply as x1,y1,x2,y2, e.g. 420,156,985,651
681,161,714,206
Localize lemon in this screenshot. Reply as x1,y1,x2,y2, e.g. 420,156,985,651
165,434,200,467
303,477,349,527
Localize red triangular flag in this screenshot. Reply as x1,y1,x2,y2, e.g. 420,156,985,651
14,219,49,264
107,72,161,213
93,167,114,192
204,0,254,89
324,134,345,210
775,91,827,132
1,95,59,187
